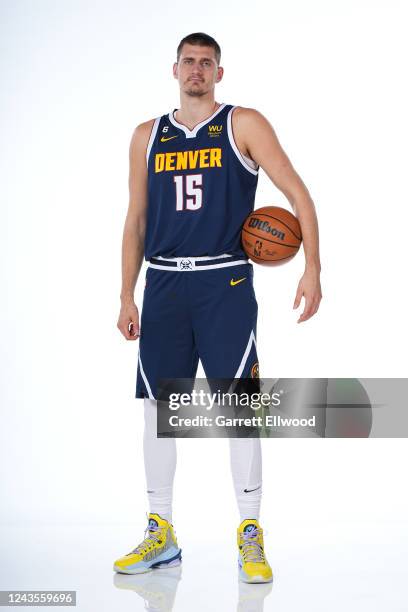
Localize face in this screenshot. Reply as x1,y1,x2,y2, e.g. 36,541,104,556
173,43,223,97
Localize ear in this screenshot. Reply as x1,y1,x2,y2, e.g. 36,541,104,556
215,66,224,83
173,62,178,79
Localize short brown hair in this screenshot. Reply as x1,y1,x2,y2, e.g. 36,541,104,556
176,32,221,65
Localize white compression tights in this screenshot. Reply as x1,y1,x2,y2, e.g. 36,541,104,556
143,398,177,524
143,398,262,523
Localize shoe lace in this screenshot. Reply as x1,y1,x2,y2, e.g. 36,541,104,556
130,524,164,555
240,528,265,563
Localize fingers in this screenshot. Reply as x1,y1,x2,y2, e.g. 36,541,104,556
293,287,303,310
117,301,140,340
117,318,140,340
128,321,140,339
296,296,321,323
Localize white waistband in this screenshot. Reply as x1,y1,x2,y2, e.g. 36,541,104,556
148,254,249,271
153,253,233,262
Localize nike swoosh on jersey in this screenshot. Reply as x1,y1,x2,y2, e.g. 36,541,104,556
230,277,246,286
160,135,178,142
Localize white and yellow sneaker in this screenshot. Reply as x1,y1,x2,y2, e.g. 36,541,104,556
114,513,182,574
237,519,273,583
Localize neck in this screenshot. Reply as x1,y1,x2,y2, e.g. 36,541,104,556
175,94,219,129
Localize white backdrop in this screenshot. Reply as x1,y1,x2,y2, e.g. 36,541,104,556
1,1,407,610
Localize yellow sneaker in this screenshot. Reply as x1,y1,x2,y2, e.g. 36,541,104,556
114,513,182,574
237,519,273,583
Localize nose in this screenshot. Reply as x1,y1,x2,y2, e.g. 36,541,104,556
191,62,203,75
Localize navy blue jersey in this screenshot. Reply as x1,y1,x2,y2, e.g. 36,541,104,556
143,103,259,259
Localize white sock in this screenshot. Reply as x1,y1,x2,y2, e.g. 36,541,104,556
229,437,262,522
143,398,177,524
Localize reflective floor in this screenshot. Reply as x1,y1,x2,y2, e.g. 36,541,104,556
1,519,407,611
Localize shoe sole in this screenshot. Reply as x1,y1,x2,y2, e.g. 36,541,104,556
239,573,273,584
114,549,182,574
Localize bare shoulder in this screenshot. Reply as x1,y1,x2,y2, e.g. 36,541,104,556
134,118,156,136
231,107,276,159
129,118,157,157
232,106,274,131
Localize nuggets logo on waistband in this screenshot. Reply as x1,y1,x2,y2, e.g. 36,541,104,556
155,148,222,173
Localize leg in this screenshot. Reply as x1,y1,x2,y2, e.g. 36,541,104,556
192,263,259,380
189,263,272,582
143,397,177,523
229,437,262,521
136,267,199,399
191,263,262,519
113,398,181,574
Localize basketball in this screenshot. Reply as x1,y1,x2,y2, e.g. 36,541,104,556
241,206,302,266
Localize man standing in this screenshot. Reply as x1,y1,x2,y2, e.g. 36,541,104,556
115,32,321,583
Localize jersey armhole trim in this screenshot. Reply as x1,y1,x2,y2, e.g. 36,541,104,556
146,117,161,167
227,106,259,176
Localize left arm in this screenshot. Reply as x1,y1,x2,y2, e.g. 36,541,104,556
233,107,322,323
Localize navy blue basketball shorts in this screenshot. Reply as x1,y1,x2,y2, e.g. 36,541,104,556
135,254,259,400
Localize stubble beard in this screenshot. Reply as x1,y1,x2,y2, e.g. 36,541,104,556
184,80,208,97
185,89,206,97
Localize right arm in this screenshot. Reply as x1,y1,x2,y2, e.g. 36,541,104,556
117,119,155,340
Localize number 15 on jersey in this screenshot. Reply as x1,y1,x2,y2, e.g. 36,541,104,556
173,174,203,211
